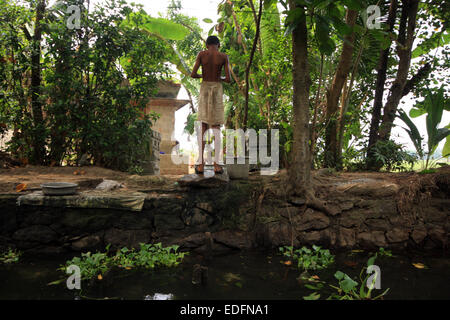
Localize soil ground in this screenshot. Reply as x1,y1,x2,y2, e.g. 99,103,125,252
1,163,448,196
0,166,181,193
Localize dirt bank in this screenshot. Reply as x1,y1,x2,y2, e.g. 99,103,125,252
0,166,448,254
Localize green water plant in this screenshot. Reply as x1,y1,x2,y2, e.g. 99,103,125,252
0,248,22,264
303,292,321,300
376,247,393,258
61,251,112,281
302,256,390,300
113,243,187,269
327,256,390,300
53,243,188,285
279,245,334,271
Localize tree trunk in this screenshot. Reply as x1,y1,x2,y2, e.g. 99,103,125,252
378,0,419,142
288,1,312,192
310,54,324,156
30,0,46,165
366,0,398,169
323,9,358,169
287,1,333,214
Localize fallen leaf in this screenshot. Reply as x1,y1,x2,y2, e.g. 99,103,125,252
344,261,358,267
412,263,426,269
16,183,27,192
97,274,103,280
311,275,320,280
303,292,320,300
223,272,241,282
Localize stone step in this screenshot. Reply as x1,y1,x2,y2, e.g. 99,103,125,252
160,154,190,175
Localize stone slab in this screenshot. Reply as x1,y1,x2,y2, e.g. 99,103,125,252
178,171,230,188
17,190,146,211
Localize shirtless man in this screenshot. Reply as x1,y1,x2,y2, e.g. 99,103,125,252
191,36,231,174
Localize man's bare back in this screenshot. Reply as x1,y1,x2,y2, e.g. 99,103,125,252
191,48,231,83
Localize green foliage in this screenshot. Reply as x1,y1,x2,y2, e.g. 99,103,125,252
327,257,389,300
303,292,321,300
1,0,446,174
398,109,424,159
412,30,450,59
399,86,450,169
61,251,112,281
279,245,334,271
376,247,393,258
184,112,198,135
59,243,187,283
0,248,21,264
443,124,450,158
113,243,187,269
418,168,437,174
302,255,390,300
0,0,170,171
371,140,416,172
127,164,144,175
130,14,190,41
217,0,293,133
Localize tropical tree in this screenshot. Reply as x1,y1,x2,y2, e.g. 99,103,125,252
0,0,171,170
366,0,448,170
398,86,450,169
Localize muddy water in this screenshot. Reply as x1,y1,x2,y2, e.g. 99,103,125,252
0,249,449,300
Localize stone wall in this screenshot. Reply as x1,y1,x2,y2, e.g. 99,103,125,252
140,130,161,175
0,176,448,255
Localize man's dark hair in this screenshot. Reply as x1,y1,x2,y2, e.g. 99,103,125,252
206,36,220,46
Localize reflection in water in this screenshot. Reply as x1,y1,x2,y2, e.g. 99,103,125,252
145,293,174,300
0,250,449,300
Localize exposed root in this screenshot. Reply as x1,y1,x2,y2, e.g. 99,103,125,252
396,166,450,215
281,172,334,215
302,187,334,215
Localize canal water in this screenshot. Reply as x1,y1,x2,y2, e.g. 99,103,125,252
0,249,449,300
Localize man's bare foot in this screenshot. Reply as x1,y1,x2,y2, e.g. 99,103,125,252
213,163,224,174
195,163,204,174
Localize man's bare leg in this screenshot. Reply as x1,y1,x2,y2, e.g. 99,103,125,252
212,124,223,173
196,122,208,173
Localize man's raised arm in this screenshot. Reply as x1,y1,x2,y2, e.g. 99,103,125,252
191,53,202,79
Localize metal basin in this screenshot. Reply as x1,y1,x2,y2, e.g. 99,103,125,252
225,163,250,180
40,182,78,196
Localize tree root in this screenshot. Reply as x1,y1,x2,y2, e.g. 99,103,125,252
302,188,333,215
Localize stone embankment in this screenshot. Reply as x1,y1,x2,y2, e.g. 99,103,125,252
0,169,448,254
